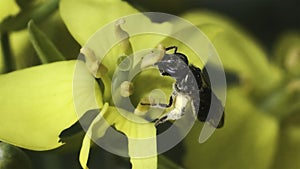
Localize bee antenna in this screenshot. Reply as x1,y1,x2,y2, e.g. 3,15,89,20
165,46,178,53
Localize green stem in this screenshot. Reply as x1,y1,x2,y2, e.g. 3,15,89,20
0,32,14,72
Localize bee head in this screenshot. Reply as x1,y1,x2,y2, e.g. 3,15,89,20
155,53,189,79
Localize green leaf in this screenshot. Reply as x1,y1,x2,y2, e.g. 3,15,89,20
0,0,58,32
0,60,102,150
59,0,139,45
28,20,66,63
0,142,32,169
183,88,279,169
37,11,81,61
1,11,79,73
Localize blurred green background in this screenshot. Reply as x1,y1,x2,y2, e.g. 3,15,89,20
0,0,299,169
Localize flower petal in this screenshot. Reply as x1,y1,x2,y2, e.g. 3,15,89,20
0,0,19,22
79,134,91,169
59,0,139,45
77,104,157,169
130,157,157,169
79,103,109,169
104,106,157,169
0,60,102,150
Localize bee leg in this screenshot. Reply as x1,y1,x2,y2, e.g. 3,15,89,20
154,115,168,126
141,96,173,109
155,108,185,126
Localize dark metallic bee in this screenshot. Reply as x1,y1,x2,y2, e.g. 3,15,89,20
143,46,224,128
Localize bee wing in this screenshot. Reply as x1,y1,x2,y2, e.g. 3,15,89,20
198,90,225,143
190,94,200,119
192,87,224,128
207,91,224,128
200,66,211,88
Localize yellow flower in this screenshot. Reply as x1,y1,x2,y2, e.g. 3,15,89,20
0,60,102,150
3,0,299,169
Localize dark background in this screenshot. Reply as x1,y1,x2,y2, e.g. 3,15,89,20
128,0,300,52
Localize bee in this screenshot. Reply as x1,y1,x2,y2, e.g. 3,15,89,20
142,46,224,128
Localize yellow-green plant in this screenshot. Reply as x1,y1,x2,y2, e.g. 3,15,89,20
1,0,300,169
